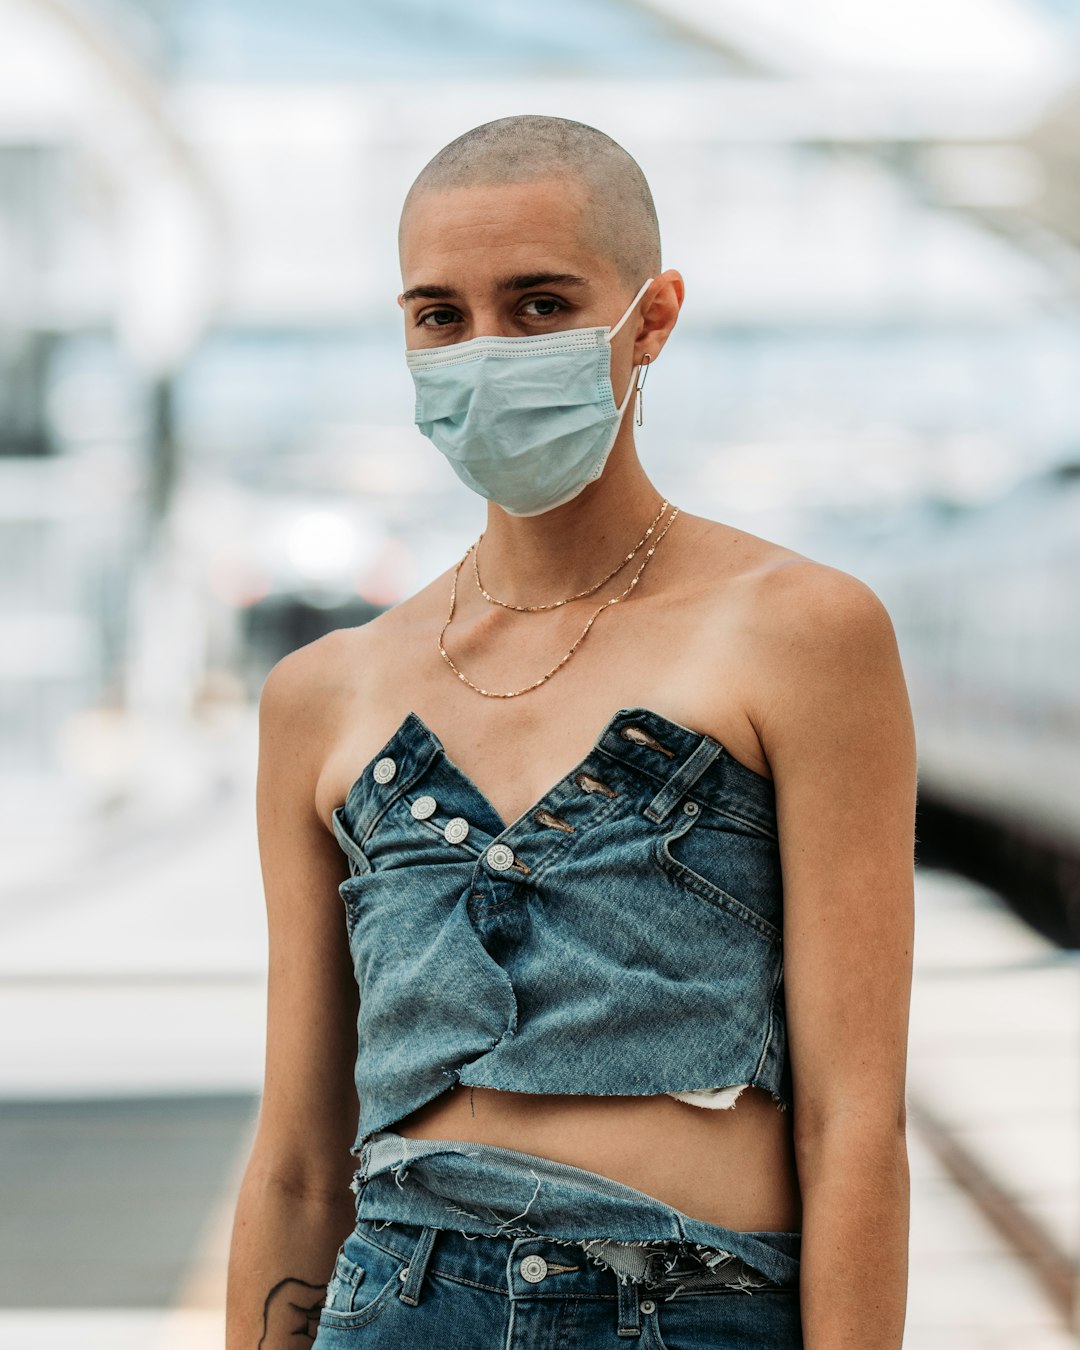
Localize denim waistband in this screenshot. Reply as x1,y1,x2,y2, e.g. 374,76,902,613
352,1130,800,1289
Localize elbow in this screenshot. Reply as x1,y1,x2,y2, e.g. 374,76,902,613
793,1093,908,1163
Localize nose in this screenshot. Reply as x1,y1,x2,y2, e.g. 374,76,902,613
463,306,517,339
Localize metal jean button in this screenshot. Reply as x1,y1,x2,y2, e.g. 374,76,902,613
373,757,397,784
486,843,516,871
519,1254,548,1283
444,817,470,844
411,795,437,820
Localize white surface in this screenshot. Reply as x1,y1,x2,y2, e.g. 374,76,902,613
0,1311,223,1350
908,868,1080,1265
0,726,268,1097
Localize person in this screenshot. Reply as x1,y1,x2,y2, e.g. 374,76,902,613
226,115,916,1350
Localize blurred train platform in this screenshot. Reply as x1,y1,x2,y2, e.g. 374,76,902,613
904,869,1080,1346
0,698,254,922
0,725,1076,1346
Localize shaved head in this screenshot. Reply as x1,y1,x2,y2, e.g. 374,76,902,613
400,115,661,287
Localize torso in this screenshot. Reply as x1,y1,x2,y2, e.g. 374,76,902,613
313,512,807,1233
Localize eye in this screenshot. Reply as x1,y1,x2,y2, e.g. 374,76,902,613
519,296,566,319
418,307,460,329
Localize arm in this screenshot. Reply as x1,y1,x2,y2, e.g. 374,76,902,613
755,563,916,1350
226,641,361,1349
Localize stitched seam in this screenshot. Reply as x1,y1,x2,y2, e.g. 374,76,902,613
708,805,778,842
414,814,483,858
594,742,675,790
349,1232,509,1296
468,897,522,915
754,954,786,1084
341,713,438,817
319,1275,402,1325
655,839,782,944
522,789,625,883
408,334,604,369
595,744,776,839
348,747,440,854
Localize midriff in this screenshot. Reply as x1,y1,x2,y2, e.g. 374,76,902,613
393,1082,803,1233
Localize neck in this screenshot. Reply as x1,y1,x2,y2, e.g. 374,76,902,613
471,432,669,605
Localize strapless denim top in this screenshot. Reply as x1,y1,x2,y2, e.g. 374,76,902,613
331,705,792,1154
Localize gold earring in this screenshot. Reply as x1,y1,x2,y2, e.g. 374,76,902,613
635,353,653,427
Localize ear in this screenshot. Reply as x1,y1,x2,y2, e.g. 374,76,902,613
397,293,406,310
633,269,684,366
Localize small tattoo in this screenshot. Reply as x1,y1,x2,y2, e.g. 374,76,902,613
258,1276,327,1347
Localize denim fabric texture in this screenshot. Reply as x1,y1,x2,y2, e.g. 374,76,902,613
352,1130,801,1286
323,704,801,1344
312,1134,802,1348
332,704,792,1150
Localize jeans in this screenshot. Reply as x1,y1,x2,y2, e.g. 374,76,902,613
312,1130,802,1348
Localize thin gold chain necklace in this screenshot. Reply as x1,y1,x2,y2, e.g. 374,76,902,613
438,505,681,699
472,496,670,612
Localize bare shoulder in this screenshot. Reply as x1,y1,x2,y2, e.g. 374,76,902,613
722,541,914,782
260,569,449,716
749,553,897,656
258,570,454,817
682,516,897,663
674,515,910,768
259,624,363,745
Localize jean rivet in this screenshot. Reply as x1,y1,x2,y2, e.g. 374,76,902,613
398,1266,409,1281
683,801,699,815
640,1299,656,1313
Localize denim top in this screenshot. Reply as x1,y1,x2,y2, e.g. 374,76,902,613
332,705,792,1153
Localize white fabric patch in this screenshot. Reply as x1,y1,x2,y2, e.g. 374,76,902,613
666,1084,750,1110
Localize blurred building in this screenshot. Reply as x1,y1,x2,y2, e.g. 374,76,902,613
2,0,1080,860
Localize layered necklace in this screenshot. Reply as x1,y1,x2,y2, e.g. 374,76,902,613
437,498,681,699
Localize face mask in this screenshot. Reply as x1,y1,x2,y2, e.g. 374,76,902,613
406,277,654,517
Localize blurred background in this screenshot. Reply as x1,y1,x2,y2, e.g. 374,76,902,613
0,1,1078,1346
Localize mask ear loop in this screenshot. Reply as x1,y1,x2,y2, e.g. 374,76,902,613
634,353,652,427
607,278,654,343
608,278,655,423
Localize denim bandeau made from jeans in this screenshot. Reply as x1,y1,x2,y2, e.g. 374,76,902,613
331,703,792,1154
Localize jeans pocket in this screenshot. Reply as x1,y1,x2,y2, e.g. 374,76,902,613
649,1283,803,1350
318,1229,409,1332
333,807,372,878
653,806,783,944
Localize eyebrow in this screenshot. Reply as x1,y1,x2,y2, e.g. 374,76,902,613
400,272,589,304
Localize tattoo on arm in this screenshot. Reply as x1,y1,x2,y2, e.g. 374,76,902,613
257,1277,328,1347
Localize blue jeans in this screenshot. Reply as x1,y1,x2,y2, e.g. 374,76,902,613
312,1131,802,1348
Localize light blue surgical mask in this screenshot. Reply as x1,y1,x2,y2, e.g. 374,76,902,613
406,278,654,517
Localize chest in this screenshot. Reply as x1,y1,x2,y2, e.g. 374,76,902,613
324,579,772,831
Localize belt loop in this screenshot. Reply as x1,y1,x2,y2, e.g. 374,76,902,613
398,1225,439,1306
643,736,724,824
616,1273,643,1336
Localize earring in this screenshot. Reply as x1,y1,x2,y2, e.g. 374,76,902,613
634,353,653,427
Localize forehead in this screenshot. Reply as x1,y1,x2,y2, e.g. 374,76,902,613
399,177,617,288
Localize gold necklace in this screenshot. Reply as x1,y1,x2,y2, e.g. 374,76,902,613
472,496,670,612
438,505,681,699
